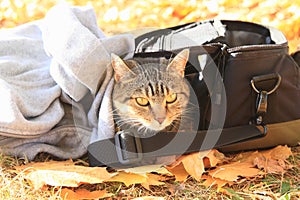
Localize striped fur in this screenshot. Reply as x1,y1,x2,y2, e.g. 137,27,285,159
111,49,190,135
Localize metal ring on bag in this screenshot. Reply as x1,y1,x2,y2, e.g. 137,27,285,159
251,73,282,94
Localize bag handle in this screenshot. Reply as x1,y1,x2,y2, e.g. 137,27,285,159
88,124,266,168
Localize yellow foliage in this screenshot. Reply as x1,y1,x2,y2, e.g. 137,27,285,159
0,0,299,51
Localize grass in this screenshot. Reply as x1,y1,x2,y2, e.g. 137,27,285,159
0,156,48,199
0,146,299,199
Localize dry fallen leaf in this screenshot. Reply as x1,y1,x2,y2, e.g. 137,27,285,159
180,152,206,181
206,150,263,182
165,163,189,182
141,173,166,190
107,171,169,190
60,188,113,200
107,171,147,187
113,164,173,190
201,174,233,189
208,161,262,182
166,150,225,181
14,160,115,189
13,146,293,193
253,145,293,173
202,145,292,188
124,164,171,175
202,149,225,168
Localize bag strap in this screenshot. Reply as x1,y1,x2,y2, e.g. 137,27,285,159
88,125,266,168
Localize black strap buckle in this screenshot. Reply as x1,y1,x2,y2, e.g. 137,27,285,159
114,131,143,165
251,73,281,125
255,90,268,124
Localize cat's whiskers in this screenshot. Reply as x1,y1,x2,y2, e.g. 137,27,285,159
178,110,195,122
117,120,139,127
179,116,194,124
116,118,143,130
187,101,200,108
137,125,147,133
181,107,195,115
169,120,179,130
109,108,122,117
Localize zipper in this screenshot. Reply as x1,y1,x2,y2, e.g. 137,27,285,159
227,43,288,54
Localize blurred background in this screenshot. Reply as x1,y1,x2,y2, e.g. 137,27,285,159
1,0,299,52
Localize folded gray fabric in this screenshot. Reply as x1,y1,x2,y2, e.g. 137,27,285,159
88,65,115,142
0,4,134,160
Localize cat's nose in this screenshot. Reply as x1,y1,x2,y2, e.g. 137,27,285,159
155,117,165,124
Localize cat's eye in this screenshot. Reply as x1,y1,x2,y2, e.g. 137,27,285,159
135,97,149,106
166,93,177,104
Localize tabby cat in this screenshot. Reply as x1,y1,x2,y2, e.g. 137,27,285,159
111,49,191,136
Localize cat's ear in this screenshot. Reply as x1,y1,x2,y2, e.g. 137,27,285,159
167,49,189,77
111,53,135,82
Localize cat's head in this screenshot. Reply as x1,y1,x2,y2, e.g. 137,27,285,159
111,49,190,133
